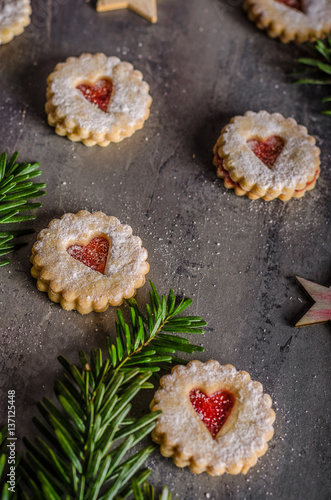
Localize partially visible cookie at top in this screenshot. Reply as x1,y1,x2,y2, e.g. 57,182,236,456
213,111,320,201
45,53,152,147
0,0,31,45
243,0,331,43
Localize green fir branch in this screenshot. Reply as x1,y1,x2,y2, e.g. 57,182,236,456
20,283,206,499
106,283,206,374
294,36,331,114
125,480,172,500
0,152,45,266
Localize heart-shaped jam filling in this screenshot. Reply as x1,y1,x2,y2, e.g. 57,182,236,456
189,389,235,438
67,237,110,274
76,78,113,112
247,135,285,170
275,0,303,11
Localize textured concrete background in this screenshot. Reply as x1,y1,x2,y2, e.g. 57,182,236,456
0,0,330,498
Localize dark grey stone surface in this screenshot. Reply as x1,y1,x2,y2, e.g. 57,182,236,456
0,0,330,498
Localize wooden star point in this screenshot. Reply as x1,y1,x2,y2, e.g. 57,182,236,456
295,276,331,327
96,0,157,23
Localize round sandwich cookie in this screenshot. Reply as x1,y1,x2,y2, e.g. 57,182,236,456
151,360,275,475
45,53,152,146
30,211,150,314
213,110,320,201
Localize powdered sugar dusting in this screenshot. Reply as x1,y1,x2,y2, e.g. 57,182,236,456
31,211,149,309
0,0,31,44
152,360,275,474
0,0,30,25
219,111,320,191
67,237,110,274
251,0,331,29
48,53,152,133
190,388,235,438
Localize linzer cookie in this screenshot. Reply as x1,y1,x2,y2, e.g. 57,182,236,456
30,211,149,314
0,0,31,45
151,360,275,475
243,0,331,43
45,53,152,146
213,111,320,201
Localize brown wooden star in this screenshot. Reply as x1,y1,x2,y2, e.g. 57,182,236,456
96,0,157,23
295,276,331,327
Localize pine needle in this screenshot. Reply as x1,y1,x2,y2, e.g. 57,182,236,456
294,36,331,114
122,480,173,500
0,152,45,266
20,283,206,498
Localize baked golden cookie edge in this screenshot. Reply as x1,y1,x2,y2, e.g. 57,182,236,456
151,360,275,476
213,110,320,201
45,53,152,147
30,210,150,314
243,0,331,44
0,0,31,45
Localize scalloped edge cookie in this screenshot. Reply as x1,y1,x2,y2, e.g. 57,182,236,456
151,360,275,476
243,0,331,43
0,0,31,45
213,111,320,201
30,211,150,314
45,53,152,147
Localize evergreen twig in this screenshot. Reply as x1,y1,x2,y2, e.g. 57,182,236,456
127,480,172,500
0,152,46,266
20,283,206,499
294,36,331,115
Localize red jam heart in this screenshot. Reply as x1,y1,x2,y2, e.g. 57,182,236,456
247,135,285,169
275,0,303,11
76,79,113,112
67,237,110,274
189,389,235,438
